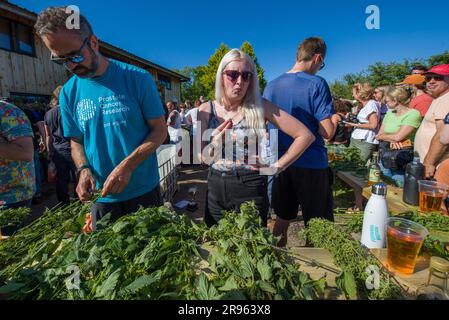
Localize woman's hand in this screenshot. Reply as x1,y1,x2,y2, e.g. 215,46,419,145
210,119,233,147
248,155,285,176
390,142,403,150
203,119,233,163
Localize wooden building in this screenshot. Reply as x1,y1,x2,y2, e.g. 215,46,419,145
0,0,188,108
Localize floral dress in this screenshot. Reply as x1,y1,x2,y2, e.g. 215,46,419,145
0,101,36,205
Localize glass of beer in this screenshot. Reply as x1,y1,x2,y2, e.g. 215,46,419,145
418,181,449,213
386,218,429,275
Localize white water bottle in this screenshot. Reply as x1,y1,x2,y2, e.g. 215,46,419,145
361,183,389,249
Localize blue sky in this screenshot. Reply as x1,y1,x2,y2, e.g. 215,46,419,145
11,0,449,83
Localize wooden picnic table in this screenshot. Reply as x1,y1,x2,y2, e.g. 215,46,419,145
336,170,419,213
290,247,430,299
200,242,429,299
362,185,418,214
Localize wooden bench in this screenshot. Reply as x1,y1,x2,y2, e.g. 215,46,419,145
335,171,367,210
336,171,420,213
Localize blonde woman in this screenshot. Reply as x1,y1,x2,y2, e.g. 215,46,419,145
197,49,315,227
374,86,389,121
376,86,422,186
348,83,381,162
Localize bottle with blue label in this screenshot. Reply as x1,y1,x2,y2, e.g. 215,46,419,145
361,183,389,249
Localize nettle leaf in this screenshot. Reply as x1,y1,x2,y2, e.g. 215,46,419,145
336,271,358,300
121,273,160,295
257,256,272,282
0,281,26,294
276,277,287,290
300,284,316,300
211,250,226,266
298,272,309,284
223,258,245,279
257,280,276,294
96,213,111,230
235,215,247,230
238,246,255,279
73,234,83,260
85,245,102,270
218,239,231,251
315,277,327,293
135,241,157,265
196,274,219,300
112,221,131,234
95,268,121,299
218,276,239,291
220,289,247,300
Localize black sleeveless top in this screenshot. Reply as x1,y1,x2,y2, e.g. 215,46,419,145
207,101,261,171
330,114,349,143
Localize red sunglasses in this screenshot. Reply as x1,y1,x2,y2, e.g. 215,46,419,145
223,70,253,82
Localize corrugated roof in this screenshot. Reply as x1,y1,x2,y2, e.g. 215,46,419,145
0,0,189,81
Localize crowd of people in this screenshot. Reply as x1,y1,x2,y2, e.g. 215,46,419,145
2,6,449,245
327,64,449,195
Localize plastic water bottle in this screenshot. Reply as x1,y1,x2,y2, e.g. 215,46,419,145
361,183,389,249
403,155,425,206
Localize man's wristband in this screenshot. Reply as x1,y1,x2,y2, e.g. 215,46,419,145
76,164,91,177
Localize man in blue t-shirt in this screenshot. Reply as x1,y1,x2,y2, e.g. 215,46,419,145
263,37,337,247
35,7,167,223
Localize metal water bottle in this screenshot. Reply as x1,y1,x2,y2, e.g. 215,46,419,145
361,183,389,249
403,156,425,206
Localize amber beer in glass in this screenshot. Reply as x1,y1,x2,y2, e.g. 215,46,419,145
418,181,449,213
386,218,428,275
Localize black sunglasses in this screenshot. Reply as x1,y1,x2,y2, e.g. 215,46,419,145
223,70,253,82
425,75,445,82
50,37,90,66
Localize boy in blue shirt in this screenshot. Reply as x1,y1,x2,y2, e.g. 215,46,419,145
35,7,167,223
263,37,337,247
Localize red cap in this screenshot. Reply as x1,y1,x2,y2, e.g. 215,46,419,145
425,64,449,76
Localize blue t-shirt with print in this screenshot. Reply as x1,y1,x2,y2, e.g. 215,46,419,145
59,59,165,203
263,72,335,169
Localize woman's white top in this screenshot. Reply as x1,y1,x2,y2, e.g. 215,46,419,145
186,108,199,135
351,100,380,145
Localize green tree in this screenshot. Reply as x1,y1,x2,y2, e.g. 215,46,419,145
240,41,267,92
428,51,449,66
200,43,231,100
174,66,207,103
329,52,448,99
366,59,421,87
329,80,353,100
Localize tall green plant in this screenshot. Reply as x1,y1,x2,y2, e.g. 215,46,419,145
200,43,231,101
241,41,267,92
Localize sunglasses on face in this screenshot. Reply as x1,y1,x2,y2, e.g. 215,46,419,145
223,70,253,82
50,37,90,66
426,75,445,82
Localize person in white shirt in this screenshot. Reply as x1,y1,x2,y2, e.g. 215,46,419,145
186,107,199,135
185,106,199,164
347,83,380,162
166,101,182,144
